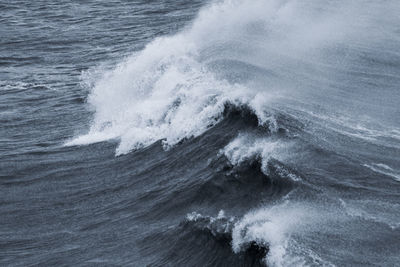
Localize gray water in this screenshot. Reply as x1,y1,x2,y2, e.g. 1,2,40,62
1,0,400,266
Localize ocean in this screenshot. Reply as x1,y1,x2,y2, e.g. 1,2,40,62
1,0,400,266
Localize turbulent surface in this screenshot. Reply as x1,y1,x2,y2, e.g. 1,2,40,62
1,0,400,266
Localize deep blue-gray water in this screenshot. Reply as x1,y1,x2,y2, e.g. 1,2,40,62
1,0,400,266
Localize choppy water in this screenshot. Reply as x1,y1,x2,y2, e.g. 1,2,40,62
1,0,400,266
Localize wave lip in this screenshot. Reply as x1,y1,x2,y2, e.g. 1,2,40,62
66,45,258,154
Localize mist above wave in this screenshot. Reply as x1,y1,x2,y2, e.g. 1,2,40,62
67,0,400,154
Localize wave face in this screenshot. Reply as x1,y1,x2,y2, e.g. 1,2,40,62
1,0,400,266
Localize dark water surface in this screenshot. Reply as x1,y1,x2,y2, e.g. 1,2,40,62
1,0,400,266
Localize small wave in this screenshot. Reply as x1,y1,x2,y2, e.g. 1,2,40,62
185,204,335,267
293,108,400,149
363,163,400,182
185,210,270,265
186,210,235,240
339,198,400,230
231,201,333,267
221,133,300,182
0,81,52,93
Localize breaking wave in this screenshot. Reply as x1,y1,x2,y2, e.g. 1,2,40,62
67,0,400,156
